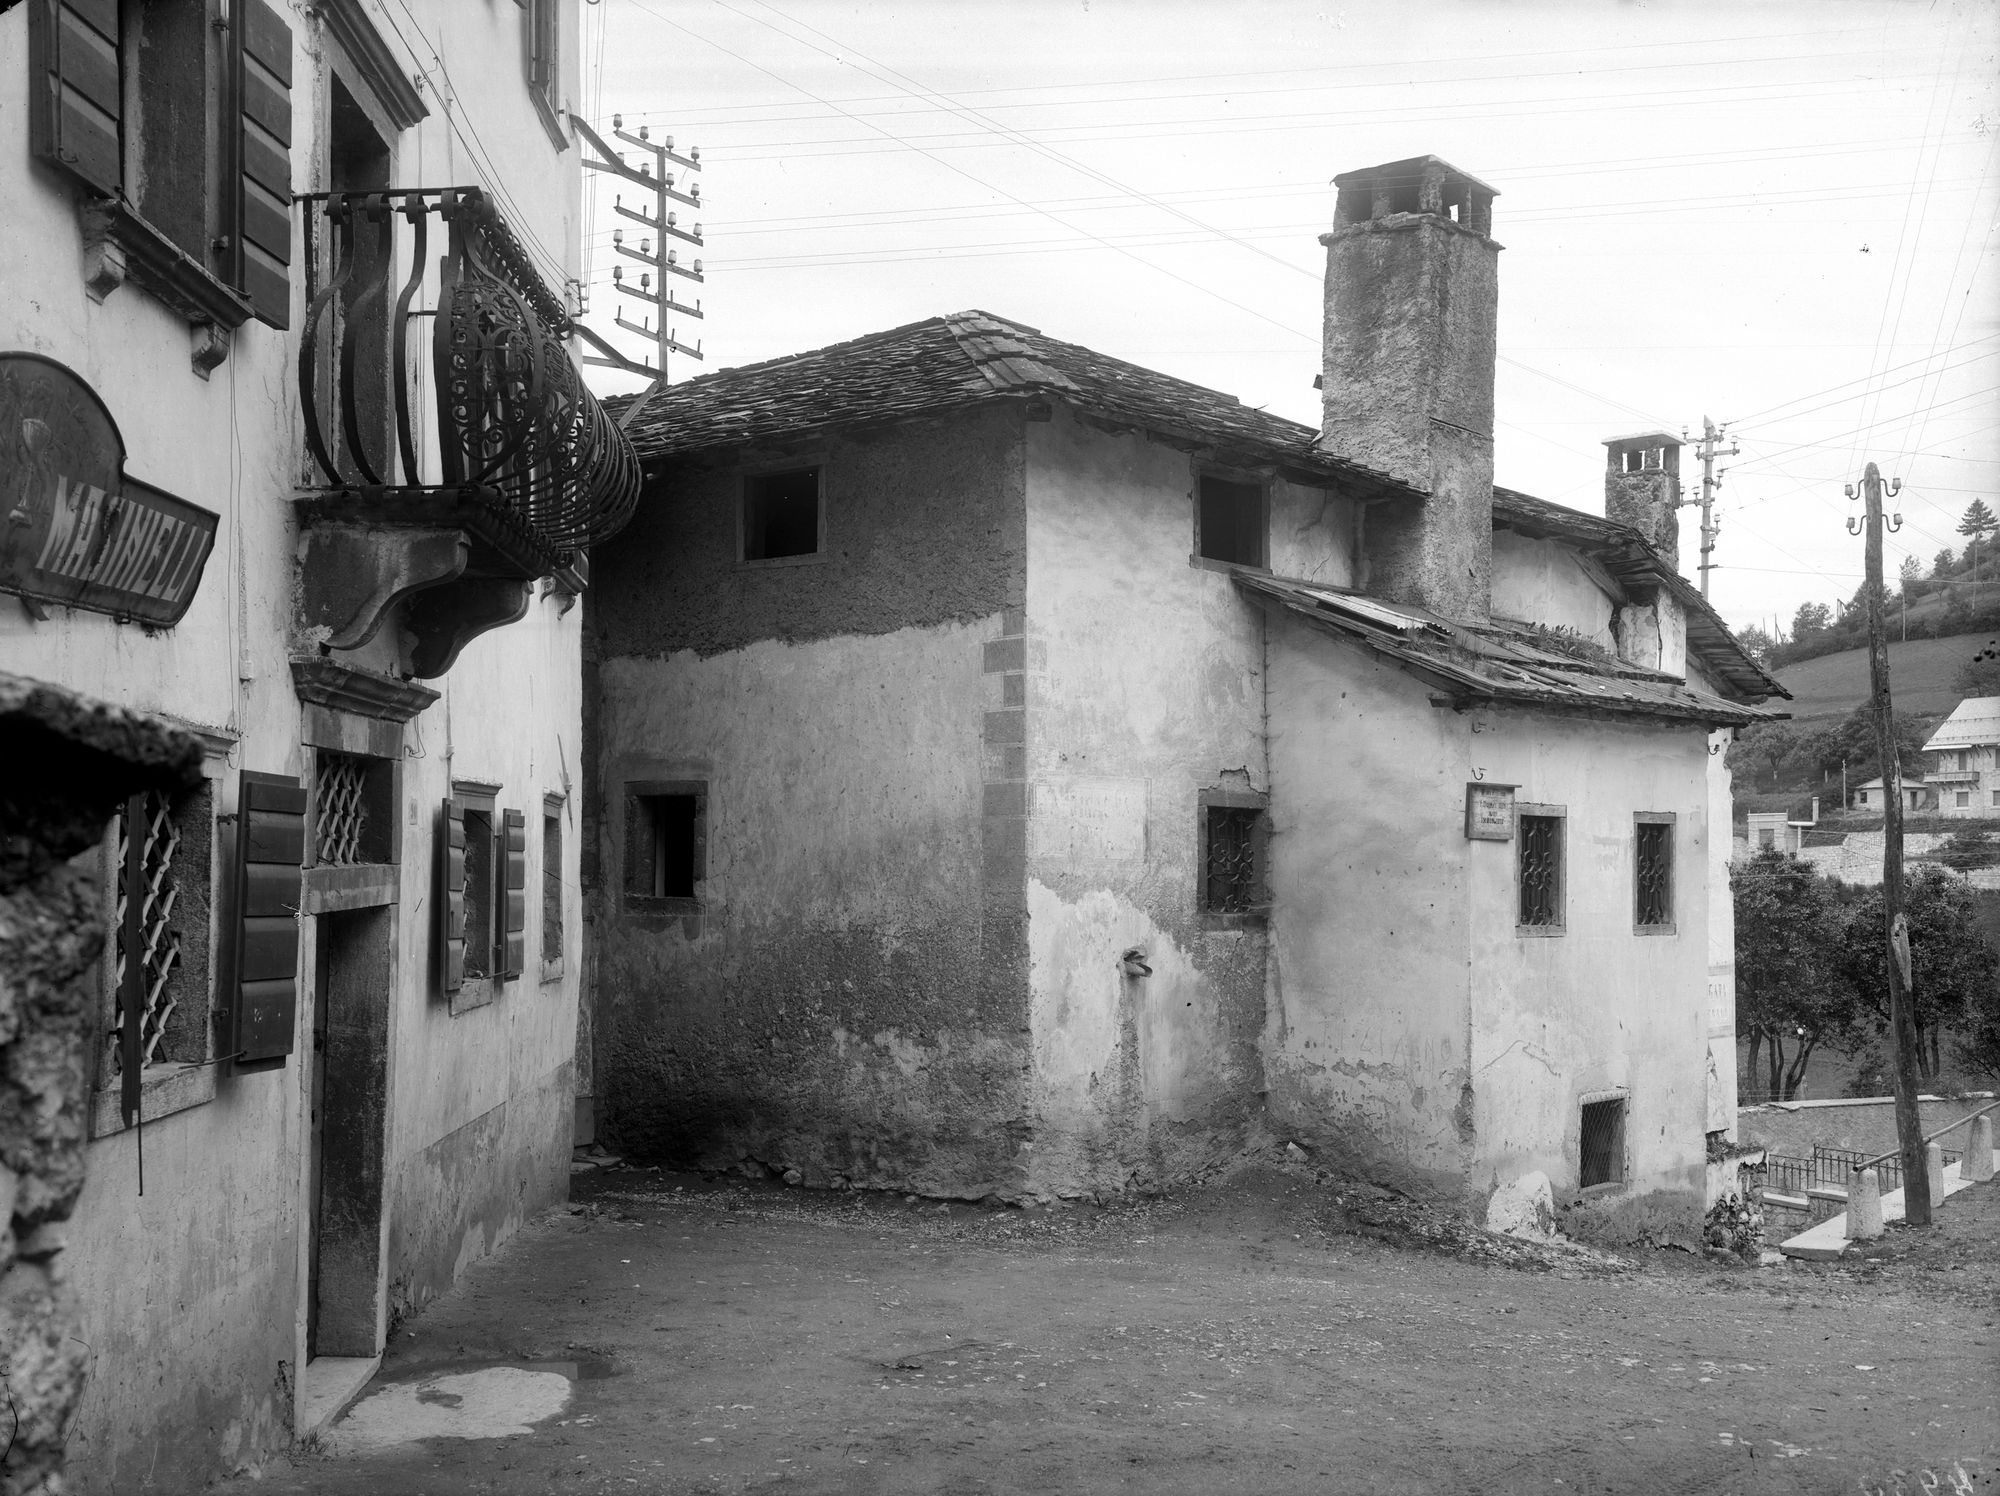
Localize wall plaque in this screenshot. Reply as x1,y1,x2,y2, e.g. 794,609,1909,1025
1,353,217,625
1465,781,1517,840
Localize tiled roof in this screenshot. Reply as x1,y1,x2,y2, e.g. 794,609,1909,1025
1492,487,1788,703
1923,697,2000,751
611,311,1415,500
1235,572,1783,729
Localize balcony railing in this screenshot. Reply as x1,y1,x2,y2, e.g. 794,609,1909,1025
297,187,639,577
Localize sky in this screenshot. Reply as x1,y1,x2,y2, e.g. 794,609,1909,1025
573,0,2000,638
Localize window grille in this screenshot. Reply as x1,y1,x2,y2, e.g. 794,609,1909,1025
109,792,182,1075
1635,820,1672,928
1204,806,1264,914
1579,1097,1624,1188
542,808,563,966
1517,814,1563,928
315,752,369,866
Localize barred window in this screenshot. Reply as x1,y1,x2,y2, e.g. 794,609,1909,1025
542,798,564,975
1199,793,1268,926
1580,1096,1626,1189
1634,815,1675,931
104,785,215,1091
1516,809,1564,931
314,752,369,866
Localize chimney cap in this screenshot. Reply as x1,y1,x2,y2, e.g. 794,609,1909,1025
1602,430,1683,451
1331,154,1500,197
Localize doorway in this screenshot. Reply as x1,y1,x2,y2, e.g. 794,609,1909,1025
308,906,394,1359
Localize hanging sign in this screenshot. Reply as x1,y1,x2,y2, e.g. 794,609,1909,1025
1,353,217,625
1465,781,1518,840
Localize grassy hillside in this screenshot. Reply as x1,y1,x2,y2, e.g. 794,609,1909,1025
1773,633,1989,723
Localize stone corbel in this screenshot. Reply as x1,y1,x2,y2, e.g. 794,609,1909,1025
403,577,533,678
80,209,127,303
190,322,231,380
298,523,469,652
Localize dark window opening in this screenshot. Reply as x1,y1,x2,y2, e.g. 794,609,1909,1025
1517,813,1564,929
462,807,494,978
1580,1098,1625,1188
129,0,216,262
1197,474,1265,567
1635,819,1673,928
323,75,393,483
743,468,821,560
542,809,563,966
626,787,705,903
1203,804,1266,916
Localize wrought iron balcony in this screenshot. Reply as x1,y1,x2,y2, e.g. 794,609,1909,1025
294,187,641,676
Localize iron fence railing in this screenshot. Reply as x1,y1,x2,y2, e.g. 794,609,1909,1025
298,187,640,575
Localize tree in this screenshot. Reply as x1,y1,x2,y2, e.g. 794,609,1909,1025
1734,850,1863,1100
1899,555,1923,596
1935,548,1956,578
1733,623,1776,667
1728,721,1798,790
1838,865,1998,1080
1953,643,2000,699
1791,600,1832,640
1958,499,1997,598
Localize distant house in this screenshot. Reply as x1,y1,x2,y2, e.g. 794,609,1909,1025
1923,697,2000,815
1747,798,1818,854
1851,776,1932,812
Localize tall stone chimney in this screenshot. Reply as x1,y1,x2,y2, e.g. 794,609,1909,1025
1602,431,1683,568
1319,155,1500,620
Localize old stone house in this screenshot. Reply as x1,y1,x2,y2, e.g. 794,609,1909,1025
1,1,630,1489
583,156,1786,1209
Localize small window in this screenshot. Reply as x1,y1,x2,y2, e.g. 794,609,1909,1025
542,800,564,976
461,804,496,979
312,749,392,866
524,0,564,147
1634,814,1674,933
1990,789,1998,808
1196,474,1266,567
1757,827,1776,848
1198,791,1268,927
742,468,821,561
1957,790,1971,808
625,781,707,908
1516,807,1565,932
1580,1097,1626,1188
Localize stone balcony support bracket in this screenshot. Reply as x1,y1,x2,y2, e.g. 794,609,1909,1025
297,521,470,653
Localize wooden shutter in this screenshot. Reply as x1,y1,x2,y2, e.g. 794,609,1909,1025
439,799,466,992
232,770,306,1069
229,0,294,328
500,808,526,979
28,0,123,197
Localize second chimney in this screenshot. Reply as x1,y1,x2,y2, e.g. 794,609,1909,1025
1602,431,1683,570
1319,155,1500,620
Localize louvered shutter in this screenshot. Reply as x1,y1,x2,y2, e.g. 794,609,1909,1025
232,770,306,1069
501,808,526,979
229,0,294,328
28,0,123,197
439,799,466,992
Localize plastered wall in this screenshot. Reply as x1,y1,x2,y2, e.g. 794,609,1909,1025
1489,530,1618,650
586,410,1032,1195
1263,610,1715,1203
1018,407,1356,1195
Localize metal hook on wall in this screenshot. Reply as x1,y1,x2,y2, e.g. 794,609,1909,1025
1471,766,1487,781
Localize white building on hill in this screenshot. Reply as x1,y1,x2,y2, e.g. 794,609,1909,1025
1923,698,2000,815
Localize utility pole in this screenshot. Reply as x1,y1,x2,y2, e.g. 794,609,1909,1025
1847,460,1931,1226
1683,416,1739,599
571,112,706,430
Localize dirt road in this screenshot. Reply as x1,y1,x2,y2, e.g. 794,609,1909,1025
222,1167,1999,1495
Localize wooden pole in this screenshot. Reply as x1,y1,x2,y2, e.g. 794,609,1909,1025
1854,459,1931,1225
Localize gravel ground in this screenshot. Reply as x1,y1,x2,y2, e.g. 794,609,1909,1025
214,1161,2000,1496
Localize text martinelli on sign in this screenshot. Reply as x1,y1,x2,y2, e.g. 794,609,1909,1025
2,353,217,626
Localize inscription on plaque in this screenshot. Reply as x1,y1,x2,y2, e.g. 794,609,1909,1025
1465,782,1518,841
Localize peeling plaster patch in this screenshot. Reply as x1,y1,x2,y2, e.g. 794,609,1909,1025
330,1368,572,1451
